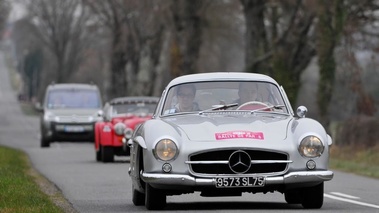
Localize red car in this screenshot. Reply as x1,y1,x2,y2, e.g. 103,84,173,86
95,96,159,162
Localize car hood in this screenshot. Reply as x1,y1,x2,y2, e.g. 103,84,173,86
163,113,292,142
47,108,100,116
112,116,152,129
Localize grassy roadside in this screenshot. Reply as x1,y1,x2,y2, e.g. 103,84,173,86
0,55,76,212
0,146,65,213
329,144,379,179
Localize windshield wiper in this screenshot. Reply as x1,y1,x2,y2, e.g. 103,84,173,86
199,103,238,114
250,104,286,113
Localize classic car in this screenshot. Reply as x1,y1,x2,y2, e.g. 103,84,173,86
39,83,103,147
95,96,159,162
128,72,333,210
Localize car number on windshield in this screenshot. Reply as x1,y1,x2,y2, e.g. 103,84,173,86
215,176,265,188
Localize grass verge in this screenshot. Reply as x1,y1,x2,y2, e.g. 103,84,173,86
329,144,379,179
0,146,75,213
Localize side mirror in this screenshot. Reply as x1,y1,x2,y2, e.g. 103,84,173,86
97,110,103,117
296,106,308,118
35,102,43,112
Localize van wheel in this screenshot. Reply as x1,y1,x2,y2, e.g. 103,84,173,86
41,137,50,148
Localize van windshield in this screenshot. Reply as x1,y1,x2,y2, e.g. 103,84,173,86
47,89,101,109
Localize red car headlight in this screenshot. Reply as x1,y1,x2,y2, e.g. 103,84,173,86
114,123,126,136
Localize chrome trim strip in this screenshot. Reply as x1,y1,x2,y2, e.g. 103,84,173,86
140,170,333,186
185,161,229,164
185,160,292,164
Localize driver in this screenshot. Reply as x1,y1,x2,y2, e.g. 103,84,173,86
236,82,259,105
174,84,200,112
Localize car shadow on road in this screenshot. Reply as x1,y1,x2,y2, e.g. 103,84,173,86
164,201,303,210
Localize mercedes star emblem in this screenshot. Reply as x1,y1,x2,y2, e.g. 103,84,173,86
228,150,251,174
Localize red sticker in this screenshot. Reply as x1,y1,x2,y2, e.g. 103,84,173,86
215,131,264,140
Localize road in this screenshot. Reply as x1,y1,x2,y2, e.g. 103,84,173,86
0,51,378,212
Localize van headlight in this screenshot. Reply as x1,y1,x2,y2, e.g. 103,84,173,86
154,139,178,161
298,136,324,158
44,111,58,121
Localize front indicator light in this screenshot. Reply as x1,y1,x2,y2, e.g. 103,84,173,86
162,163,172,173
154,139,178,161
306,160,316,170
299,136,324,158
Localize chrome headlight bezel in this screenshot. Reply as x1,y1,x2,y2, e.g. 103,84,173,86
114,123,126,136
154,139,178,161
123,127,133,139
298,135,325,158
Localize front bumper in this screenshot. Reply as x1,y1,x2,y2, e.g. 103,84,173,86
141,170,333,186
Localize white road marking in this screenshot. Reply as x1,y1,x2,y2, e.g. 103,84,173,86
330,192,360,200
324,193,379,209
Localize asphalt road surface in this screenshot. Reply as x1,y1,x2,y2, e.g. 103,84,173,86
0,51,378,213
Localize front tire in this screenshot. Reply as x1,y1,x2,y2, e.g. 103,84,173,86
301,182,324,209
101,146,114,162
96,145,102,161
285,189,303,204
132,185,145,206
145,183,166,210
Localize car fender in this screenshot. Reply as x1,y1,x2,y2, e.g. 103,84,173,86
94,122,103,151
98,122,113,146
138,119,182,151
292,118,329,143
132,136,147,149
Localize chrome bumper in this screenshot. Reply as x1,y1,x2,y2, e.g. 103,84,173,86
141,170,334,186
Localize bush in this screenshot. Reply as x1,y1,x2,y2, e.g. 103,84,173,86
334,116,379,147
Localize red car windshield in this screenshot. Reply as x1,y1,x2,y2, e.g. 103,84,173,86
112,103,156,115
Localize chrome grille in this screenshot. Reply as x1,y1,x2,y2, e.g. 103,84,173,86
56,115,91,123
187,149,290,175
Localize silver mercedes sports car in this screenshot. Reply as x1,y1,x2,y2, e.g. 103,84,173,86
128,72,333,210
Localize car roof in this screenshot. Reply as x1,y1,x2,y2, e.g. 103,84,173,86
166,72,279,88
109,96,160,105
47,83,99,90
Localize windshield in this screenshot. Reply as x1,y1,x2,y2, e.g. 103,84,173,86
111,102,157,115
46,89,101,109
161,81,288,115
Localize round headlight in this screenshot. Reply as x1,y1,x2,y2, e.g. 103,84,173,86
124,128,133,139
299,136,324,158
114,123,126,136
154,139,178,161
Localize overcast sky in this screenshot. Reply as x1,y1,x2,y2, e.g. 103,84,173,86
8,2,27,22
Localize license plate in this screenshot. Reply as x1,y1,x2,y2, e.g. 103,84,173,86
215,176,265,188
64,125,85,132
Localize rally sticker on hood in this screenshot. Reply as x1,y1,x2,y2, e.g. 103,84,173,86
215,131,264,140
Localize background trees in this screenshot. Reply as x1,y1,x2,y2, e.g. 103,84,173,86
3,0,379,130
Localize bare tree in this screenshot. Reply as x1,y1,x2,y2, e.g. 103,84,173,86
315,0,345,127
83,0,131,98
0,0,10,34
240,0,317,105
26,0,91,83
169,0,208,77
